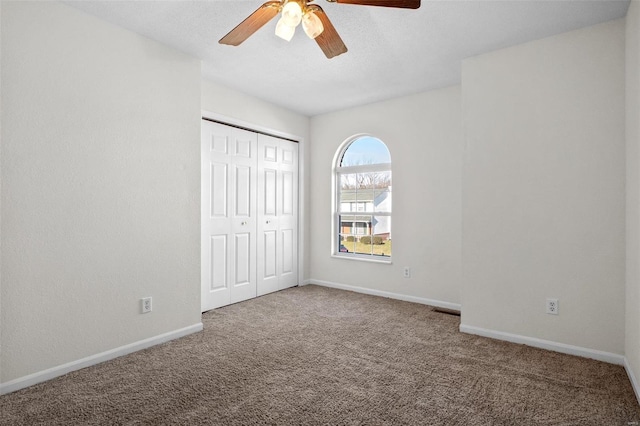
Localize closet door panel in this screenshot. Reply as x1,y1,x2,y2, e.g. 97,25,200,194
257,136,280,296
209,235,227,291
202,121,257,311
264,231,277,278
282,170,294,216
277,139,299,290
234,165,251,217
228,131,257,305
257,135,298,294
264,169,277,216
281,228,294,275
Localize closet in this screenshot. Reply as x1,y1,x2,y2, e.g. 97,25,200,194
201,120,299,311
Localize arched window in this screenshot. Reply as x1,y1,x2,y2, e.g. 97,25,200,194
333,135,392,261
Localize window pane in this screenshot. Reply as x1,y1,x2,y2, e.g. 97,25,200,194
356,190,374,213
356,173,374,190
340,137,391,167
338,215,391,257
373,171,390,212
372,215,391,249
338,212,360,253
352,173,373,214
360,220,392,257
338,233,355,253
374,171,391,190
340,173,356,190
339,174,356,212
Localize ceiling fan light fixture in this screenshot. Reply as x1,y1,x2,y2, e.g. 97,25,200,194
275,16,296,41
220,0,420,58
302,11,324,39
281,1,303,27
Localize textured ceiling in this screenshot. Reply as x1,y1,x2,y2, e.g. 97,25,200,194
65,0,630,116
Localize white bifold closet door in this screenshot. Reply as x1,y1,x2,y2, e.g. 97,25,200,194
201,120,298,312
257,134,299,296
201,121,257,310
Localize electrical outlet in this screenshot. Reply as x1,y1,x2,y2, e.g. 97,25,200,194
403,267,411,278
141,297,152,314
546,298,558,315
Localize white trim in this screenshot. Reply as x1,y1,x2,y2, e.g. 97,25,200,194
625,357,640,405
331,253,392,264
0,323,203,395
309,279,462,311
338,163,392,174
200,110,307,293
201,110,301,143
459,324,624,366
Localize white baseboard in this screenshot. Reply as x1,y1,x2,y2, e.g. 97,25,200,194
308,278,461,312
459,324,625,366
0,322,203,395
625,357,640,405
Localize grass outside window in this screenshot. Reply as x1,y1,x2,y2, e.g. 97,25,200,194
341,239,392,257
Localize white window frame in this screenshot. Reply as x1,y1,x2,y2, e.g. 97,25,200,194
331,135,392,263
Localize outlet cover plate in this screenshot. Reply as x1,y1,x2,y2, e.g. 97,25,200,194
546,298,559,315
403,267,411,278
141,297,152,314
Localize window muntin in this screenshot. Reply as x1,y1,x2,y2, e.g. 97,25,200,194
334,136,392,261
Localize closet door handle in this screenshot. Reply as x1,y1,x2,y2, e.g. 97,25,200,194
266,220,271,224
241,221,247,226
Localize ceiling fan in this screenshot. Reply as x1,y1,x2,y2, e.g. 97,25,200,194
219,0,421,59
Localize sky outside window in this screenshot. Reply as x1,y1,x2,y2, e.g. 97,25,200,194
341,137,390,166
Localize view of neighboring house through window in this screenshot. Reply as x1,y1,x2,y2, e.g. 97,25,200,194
334,136,391,260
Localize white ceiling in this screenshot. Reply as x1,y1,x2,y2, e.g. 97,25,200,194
65,0,630,116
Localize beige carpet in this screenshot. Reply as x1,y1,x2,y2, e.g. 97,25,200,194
1,284,639,425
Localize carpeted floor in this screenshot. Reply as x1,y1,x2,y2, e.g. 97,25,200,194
1,284,639,425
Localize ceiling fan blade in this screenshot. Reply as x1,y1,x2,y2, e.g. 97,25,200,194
335,0,420,9
219,1,281,46
309,5,347,59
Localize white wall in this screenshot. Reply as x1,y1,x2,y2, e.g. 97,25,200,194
202,80,309,142
626,0,640,400
201,79,311,280
1,2,202,385
0,2,4,385
461,19,626,356
308,86,463,307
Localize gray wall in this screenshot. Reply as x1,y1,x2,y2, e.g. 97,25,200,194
626,0,640,399
461,19,626,355
309,86,463,306
1,1,202,383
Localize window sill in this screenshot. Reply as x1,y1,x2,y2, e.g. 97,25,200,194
331,253,392,264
